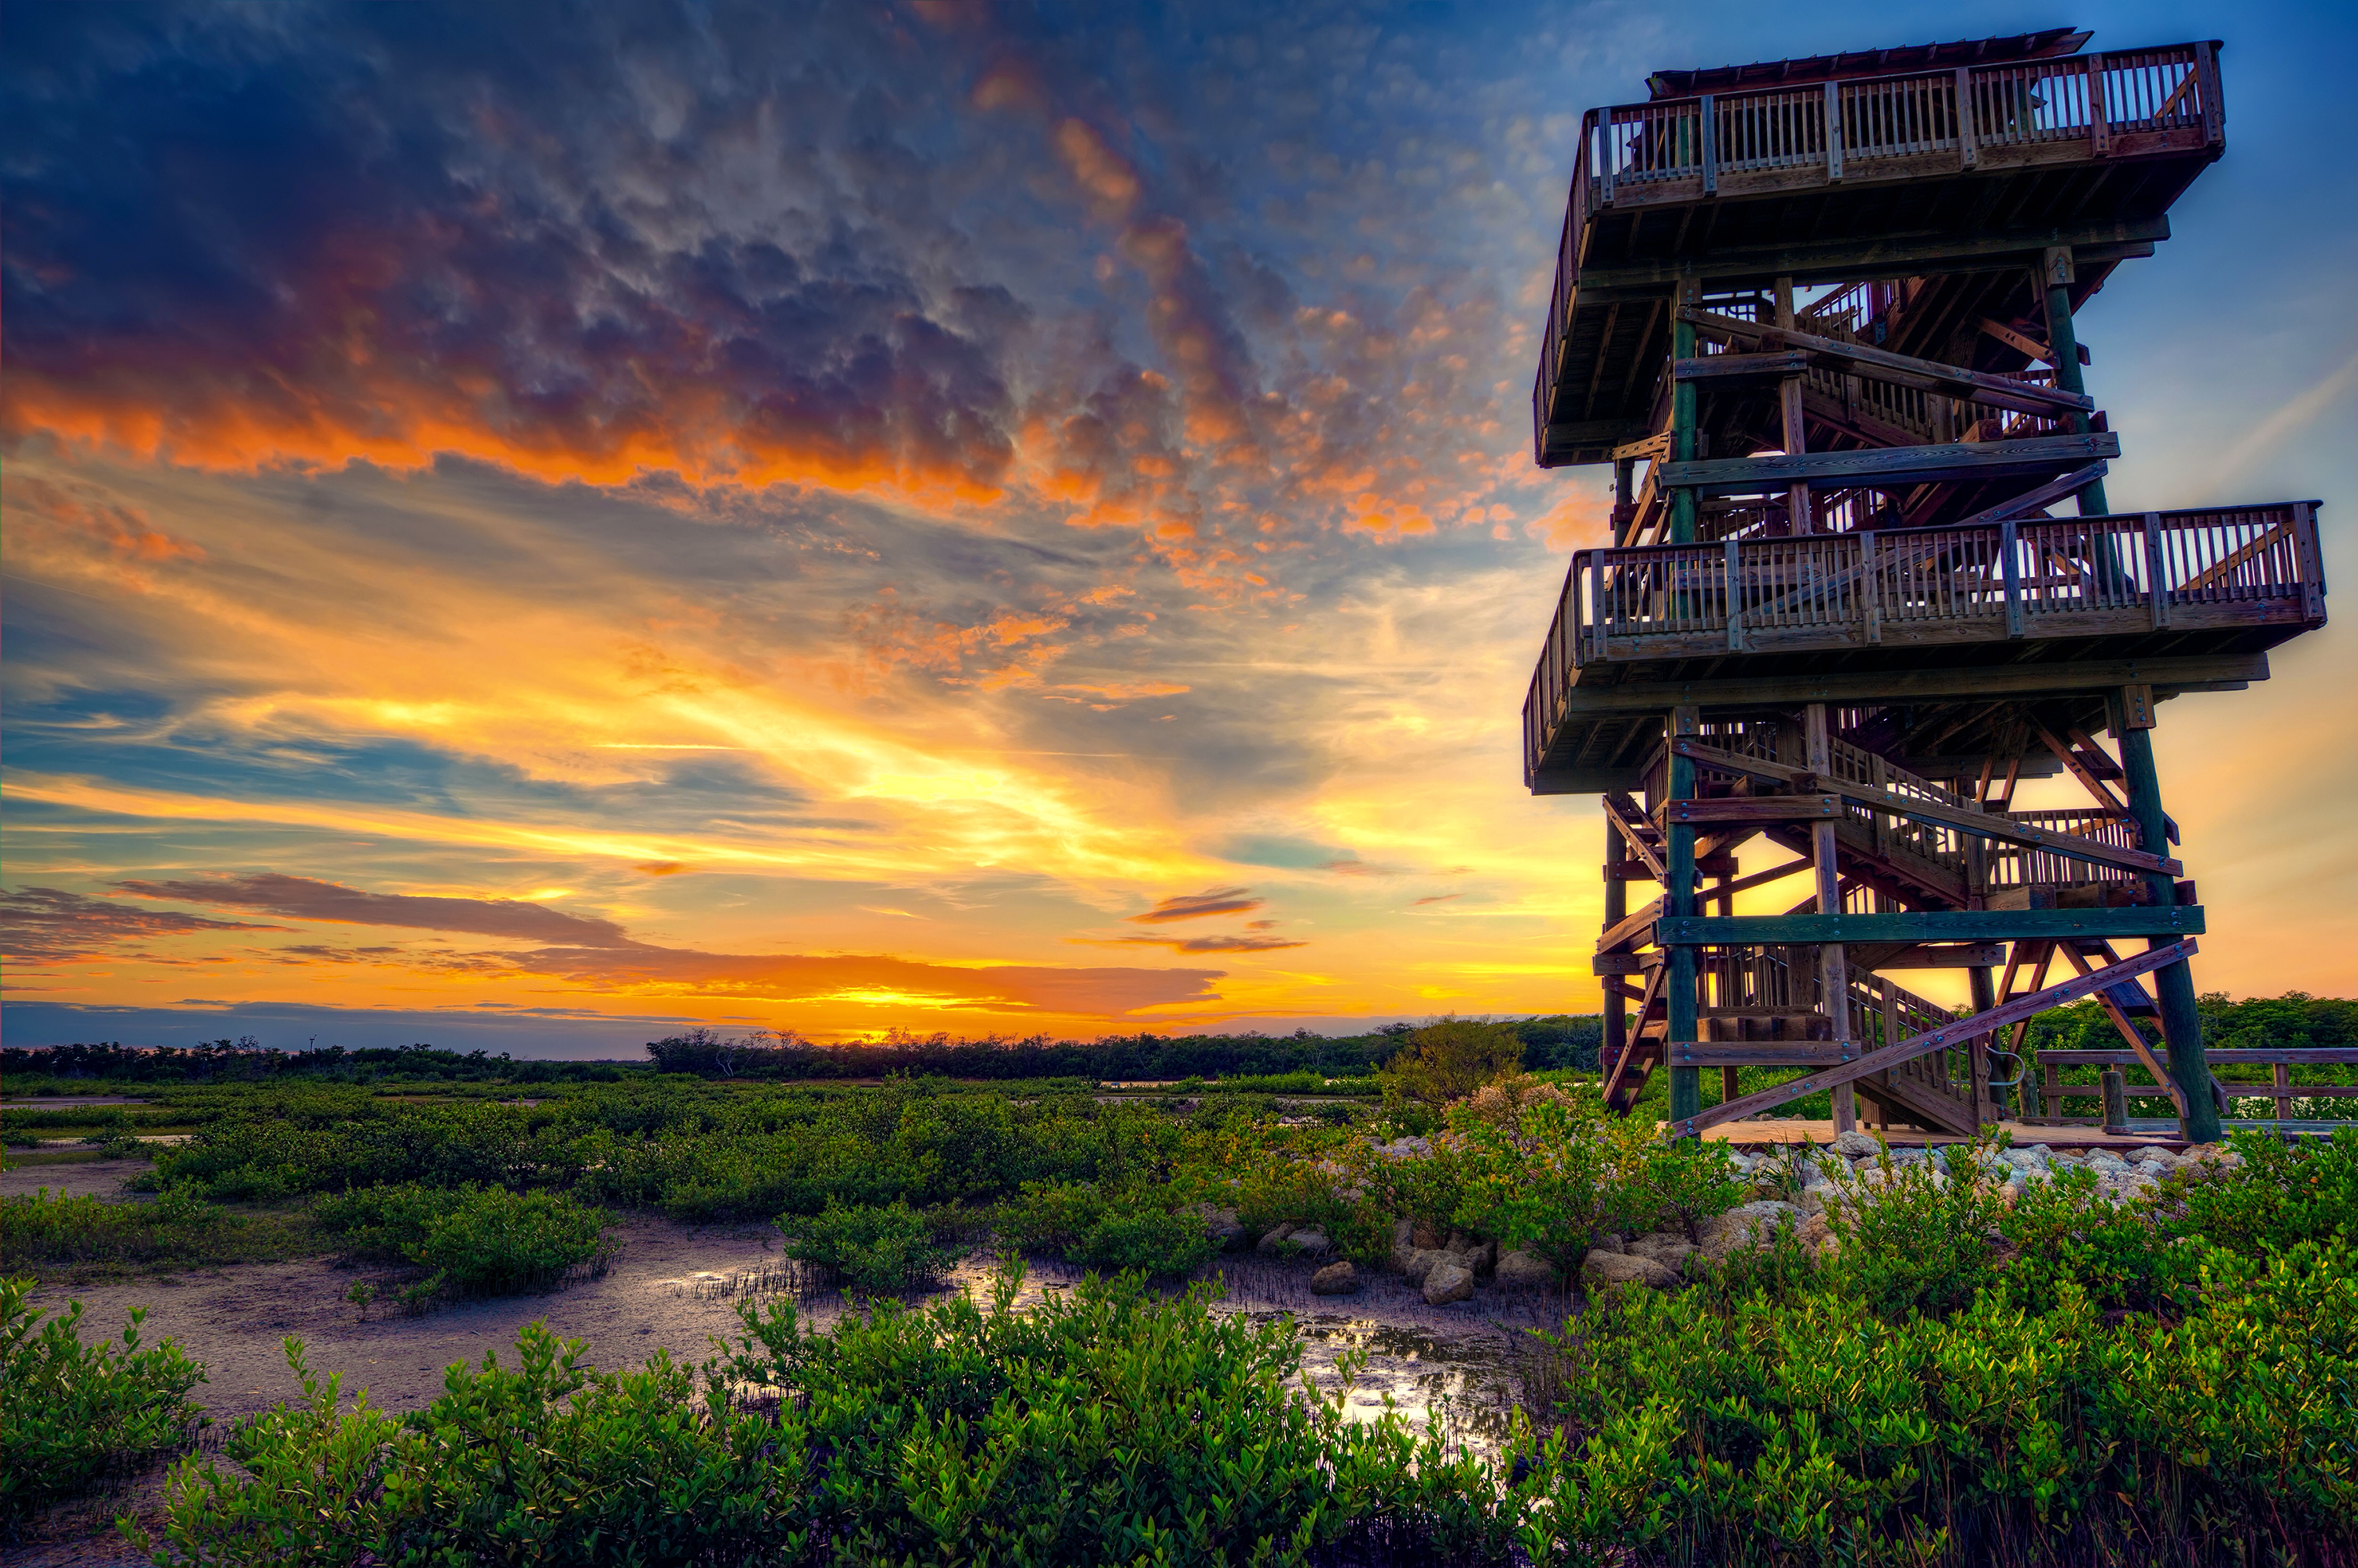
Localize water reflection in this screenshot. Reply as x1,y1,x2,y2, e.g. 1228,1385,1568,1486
691,1249,1555,1460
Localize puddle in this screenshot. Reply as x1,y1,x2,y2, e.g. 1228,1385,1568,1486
684,1248,1553,1458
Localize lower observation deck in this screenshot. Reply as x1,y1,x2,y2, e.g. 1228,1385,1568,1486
1525,501,2325,791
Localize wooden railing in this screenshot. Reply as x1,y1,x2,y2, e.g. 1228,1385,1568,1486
1584,44,2218,210
1982,809,2142,893
1533,43,2222,437
1525,502,2322,782
2035,1048,2358,1122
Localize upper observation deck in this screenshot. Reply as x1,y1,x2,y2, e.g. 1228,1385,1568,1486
1534,34,2225,465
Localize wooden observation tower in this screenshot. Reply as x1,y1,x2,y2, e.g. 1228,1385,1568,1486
1523,29,2326,1142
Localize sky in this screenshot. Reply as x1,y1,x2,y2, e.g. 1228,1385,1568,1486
4,0,2354,1057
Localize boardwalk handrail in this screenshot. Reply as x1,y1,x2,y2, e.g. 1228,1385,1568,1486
1523,502,2324,784
1533,42,2224,450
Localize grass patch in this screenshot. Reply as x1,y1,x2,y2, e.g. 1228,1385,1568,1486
0,1188,323,1283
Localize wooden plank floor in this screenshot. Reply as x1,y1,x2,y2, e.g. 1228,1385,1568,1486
1704,1118,2195,1151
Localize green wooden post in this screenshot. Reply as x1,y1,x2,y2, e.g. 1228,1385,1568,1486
1602,812,1628,1079
2115,694,2219,1142
2040,247,2112,516
1670,278,1699,544
1667,706,1701,1126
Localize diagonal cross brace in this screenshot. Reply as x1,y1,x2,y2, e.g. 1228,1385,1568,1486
1670,938,2199,1136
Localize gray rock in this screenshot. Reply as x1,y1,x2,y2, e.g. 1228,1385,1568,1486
1626,1232,1699,1271
1310,1261,1359,1296
1493,1249,1559,1290
1411,1221,1446,1250
1286,1227,1333,1256
1696,1201,1802,1264
1834,1129,1881,1159
1587,1232,1627,1254
1399,1247,1453,1283
1422,1262,1476,1305
1580,1250,1678,1291
1185,1205,1248,1250
1797,1211,1837,1257
1256,1224,1296,1255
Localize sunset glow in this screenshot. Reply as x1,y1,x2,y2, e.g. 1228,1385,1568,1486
5,0,2354,1056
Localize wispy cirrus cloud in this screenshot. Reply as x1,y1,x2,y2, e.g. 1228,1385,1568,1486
114,874,632,946
0,887,285,962
1127,887,1264,923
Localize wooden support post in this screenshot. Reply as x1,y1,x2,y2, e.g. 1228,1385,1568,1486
2040,247,2113,516
2273,1060,2294,1121
1602,807,1628,1079
1805,703,1856,1133
1970,963,2001,1116
1667,706,1702,1125
2101,1069,2129,1135
1670,279,1700,545
1775,277,1811,533
2115,689,2219,1142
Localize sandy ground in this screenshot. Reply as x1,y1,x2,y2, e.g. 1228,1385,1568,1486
4,1155,164,1201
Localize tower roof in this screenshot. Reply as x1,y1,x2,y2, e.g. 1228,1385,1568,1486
1646,27,2090,100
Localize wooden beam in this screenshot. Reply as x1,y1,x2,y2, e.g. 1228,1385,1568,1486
1667,1042,1858,1066
1612,432,1672,464
1855,942,2009,970
1806,702,1857,1134
1672,351,1814,384
1951,462,2109,526
2037,1048,2358,1067
1671,939,2201,1135
1548,654,2268,717
1569,217,2172,297
1683,309,2095,416
1602,961,1667,1110
1603,792,1667,880
1661,795,1843,825
1671,739,2183,877
1978,315,2055,364
1656,908,2204,945
2056,941,2186,1118
1658,433,2120,497
1598,897,1665,953
2032,720,2131,817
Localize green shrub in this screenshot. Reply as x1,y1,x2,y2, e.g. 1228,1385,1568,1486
1533,1240,2358,1563
1448,1086,1742,1272
997,1181,1225,1278
1377,1018,1522,1112
315,1183,611,1298
142,1268,1523,1565
1069,1206,1220,1277
781,1199,961,1292
2,1275,206,1519
2161,1125,2358,1253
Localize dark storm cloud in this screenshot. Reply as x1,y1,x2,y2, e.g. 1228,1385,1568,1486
1,1,1030,494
